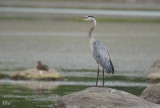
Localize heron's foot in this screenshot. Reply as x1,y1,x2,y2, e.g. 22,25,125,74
111,89,116,94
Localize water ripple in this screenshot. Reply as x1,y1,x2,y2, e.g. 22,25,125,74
0,79,147,87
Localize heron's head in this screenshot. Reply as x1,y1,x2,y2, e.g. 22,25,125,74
76,16,95,21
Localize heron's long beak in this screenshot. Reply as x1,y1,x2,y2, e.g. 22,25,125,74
76,18,83,20
76,18,87,21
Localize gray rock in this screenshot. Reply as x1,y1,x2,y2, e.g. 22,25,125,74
54,87,160,108
9,68,63,81
147,58,160,83
151,59,160,69
140,83,160,104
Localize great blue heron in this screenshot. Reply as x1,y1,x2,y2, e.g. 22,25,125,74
36,61,49,71
76,16,114,87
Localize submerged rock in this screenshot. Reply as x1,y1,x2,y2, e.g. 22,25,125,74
9,68,62,81
140,83,160,104
13,80,59,90
147,58,160,83
54,87,160,108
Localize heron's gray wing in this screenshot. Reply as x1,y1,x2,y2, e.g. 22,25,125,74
92,40,114,74
108,53,114,74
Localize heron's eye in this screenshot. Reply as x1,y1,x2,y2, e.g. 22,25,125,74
94,42,96,45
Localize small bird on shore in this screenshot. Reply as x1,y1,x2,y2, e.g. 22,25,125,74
76,16,114,87
36,61,49,71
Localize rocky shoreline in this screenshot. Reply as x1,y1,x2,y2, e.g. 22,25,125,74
0,68,63,81
147,58,160,83
54,58,160,108
54,87,160,108
1,59,160,107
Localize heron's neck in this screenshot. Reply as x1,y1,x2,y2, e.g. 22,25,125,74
89,19,96,50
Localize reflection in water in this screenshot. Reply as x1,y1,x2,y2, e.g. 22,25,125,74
0,79,146,108
0,78,147,88
0,79,59,90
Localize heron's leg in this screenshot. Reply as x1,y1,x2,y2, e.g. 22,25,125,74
96,64,99,87
102,68,104,87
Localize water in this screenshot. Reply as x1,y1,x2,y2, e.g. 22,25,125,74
0,17,160,107
0,77,146,108
1,7,160,17
0,20,160,71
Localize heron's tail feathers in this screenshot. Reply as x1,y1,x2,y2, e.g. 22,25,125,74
104,59,114,74
110,59,114,74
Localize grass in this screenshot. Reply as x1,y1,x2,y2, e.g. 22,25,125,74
65,75,146,82
111,86,146,96
1,67,146,83
0,16,160,23
51,85,88,96
0,17,35,21
51,85,145,96
61,68,96,72
96,18,160,23
2,67,26,71
73,17,160,23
